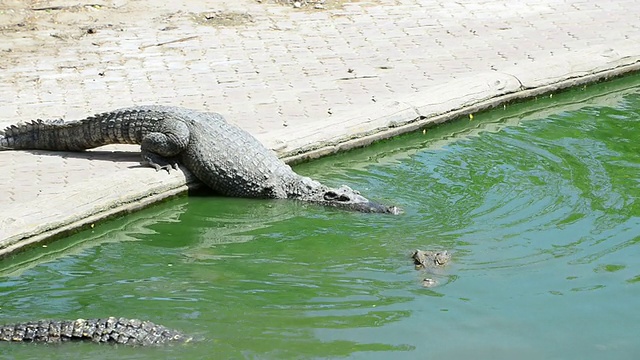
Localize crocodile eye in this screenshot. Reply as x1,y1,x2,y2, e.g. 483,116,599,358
324,191,338,200
324,191,351,202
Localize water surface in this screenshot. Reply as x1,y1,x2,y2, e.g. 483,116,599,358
1,76,639,359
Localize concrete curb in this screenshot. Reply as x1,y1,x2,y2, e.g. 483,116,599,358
263,41,640,162
0,165,200,257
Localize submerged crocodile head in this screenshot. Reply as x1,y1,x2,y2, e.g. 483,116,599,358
288,176,401,214
319,185,402,214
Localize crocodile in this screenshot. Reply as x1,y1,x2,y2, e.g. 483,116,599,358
0,317,190,345
412,249,450,269
0,105,401,214
411,249,451,288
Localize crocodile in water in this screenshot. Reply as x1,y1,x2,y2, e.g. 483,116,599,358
411,249,451,288
0,105,401,214
0,317,190,345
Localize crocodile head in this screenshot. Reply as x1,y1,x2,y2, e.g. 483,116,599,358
316,185,402,214
289,177,401,214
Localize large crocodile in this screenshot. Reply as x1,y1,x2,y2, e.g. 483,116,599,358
0,317,190,345
0,105,401,214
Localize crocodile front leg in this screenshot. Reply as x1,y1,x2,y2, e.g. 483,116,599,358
140,119,190,172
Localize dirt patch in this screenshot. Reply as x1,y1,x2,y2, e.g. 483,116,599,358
0,1,124,33
266,0,327,9
191,11,254,27
257,0,365,10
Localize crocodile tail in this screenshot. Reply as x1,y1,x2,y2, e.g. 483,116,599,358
0,317,190,345
2,119,90,151
0,127,11,150
0,109,161,151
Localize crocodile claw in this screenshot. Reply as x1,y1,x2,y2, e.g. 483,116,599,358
152,163,179,173
142,153,179,173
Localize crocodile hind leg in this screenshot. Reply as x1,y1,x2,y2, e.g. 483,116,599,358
140,119,190,172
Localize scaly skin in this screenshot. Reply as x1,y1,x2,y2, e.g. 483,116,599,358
0,106,401,214
0,317,190,345
412,250,450,269
411,249,451,288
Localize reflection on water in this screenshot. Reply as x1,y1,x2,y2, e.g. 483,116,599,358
1,75,640,359
0,201,187,278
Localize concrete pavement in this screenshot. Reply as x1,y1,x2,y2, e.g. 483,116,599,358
1,0,639,256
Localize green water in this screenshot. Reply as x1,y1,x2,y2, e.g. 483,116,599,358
1,76,640,359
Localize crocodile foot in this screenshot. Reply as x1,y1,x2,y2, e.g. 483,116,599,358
142,152,180,173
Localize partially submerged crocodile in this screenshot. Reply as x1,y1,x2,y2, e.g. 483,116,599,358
412,249,450,269
0,317,190,345
0,105,400,214
411,249,451,288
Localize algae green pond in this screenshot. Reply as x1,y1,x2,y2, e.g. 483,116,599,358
1,75,640,359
